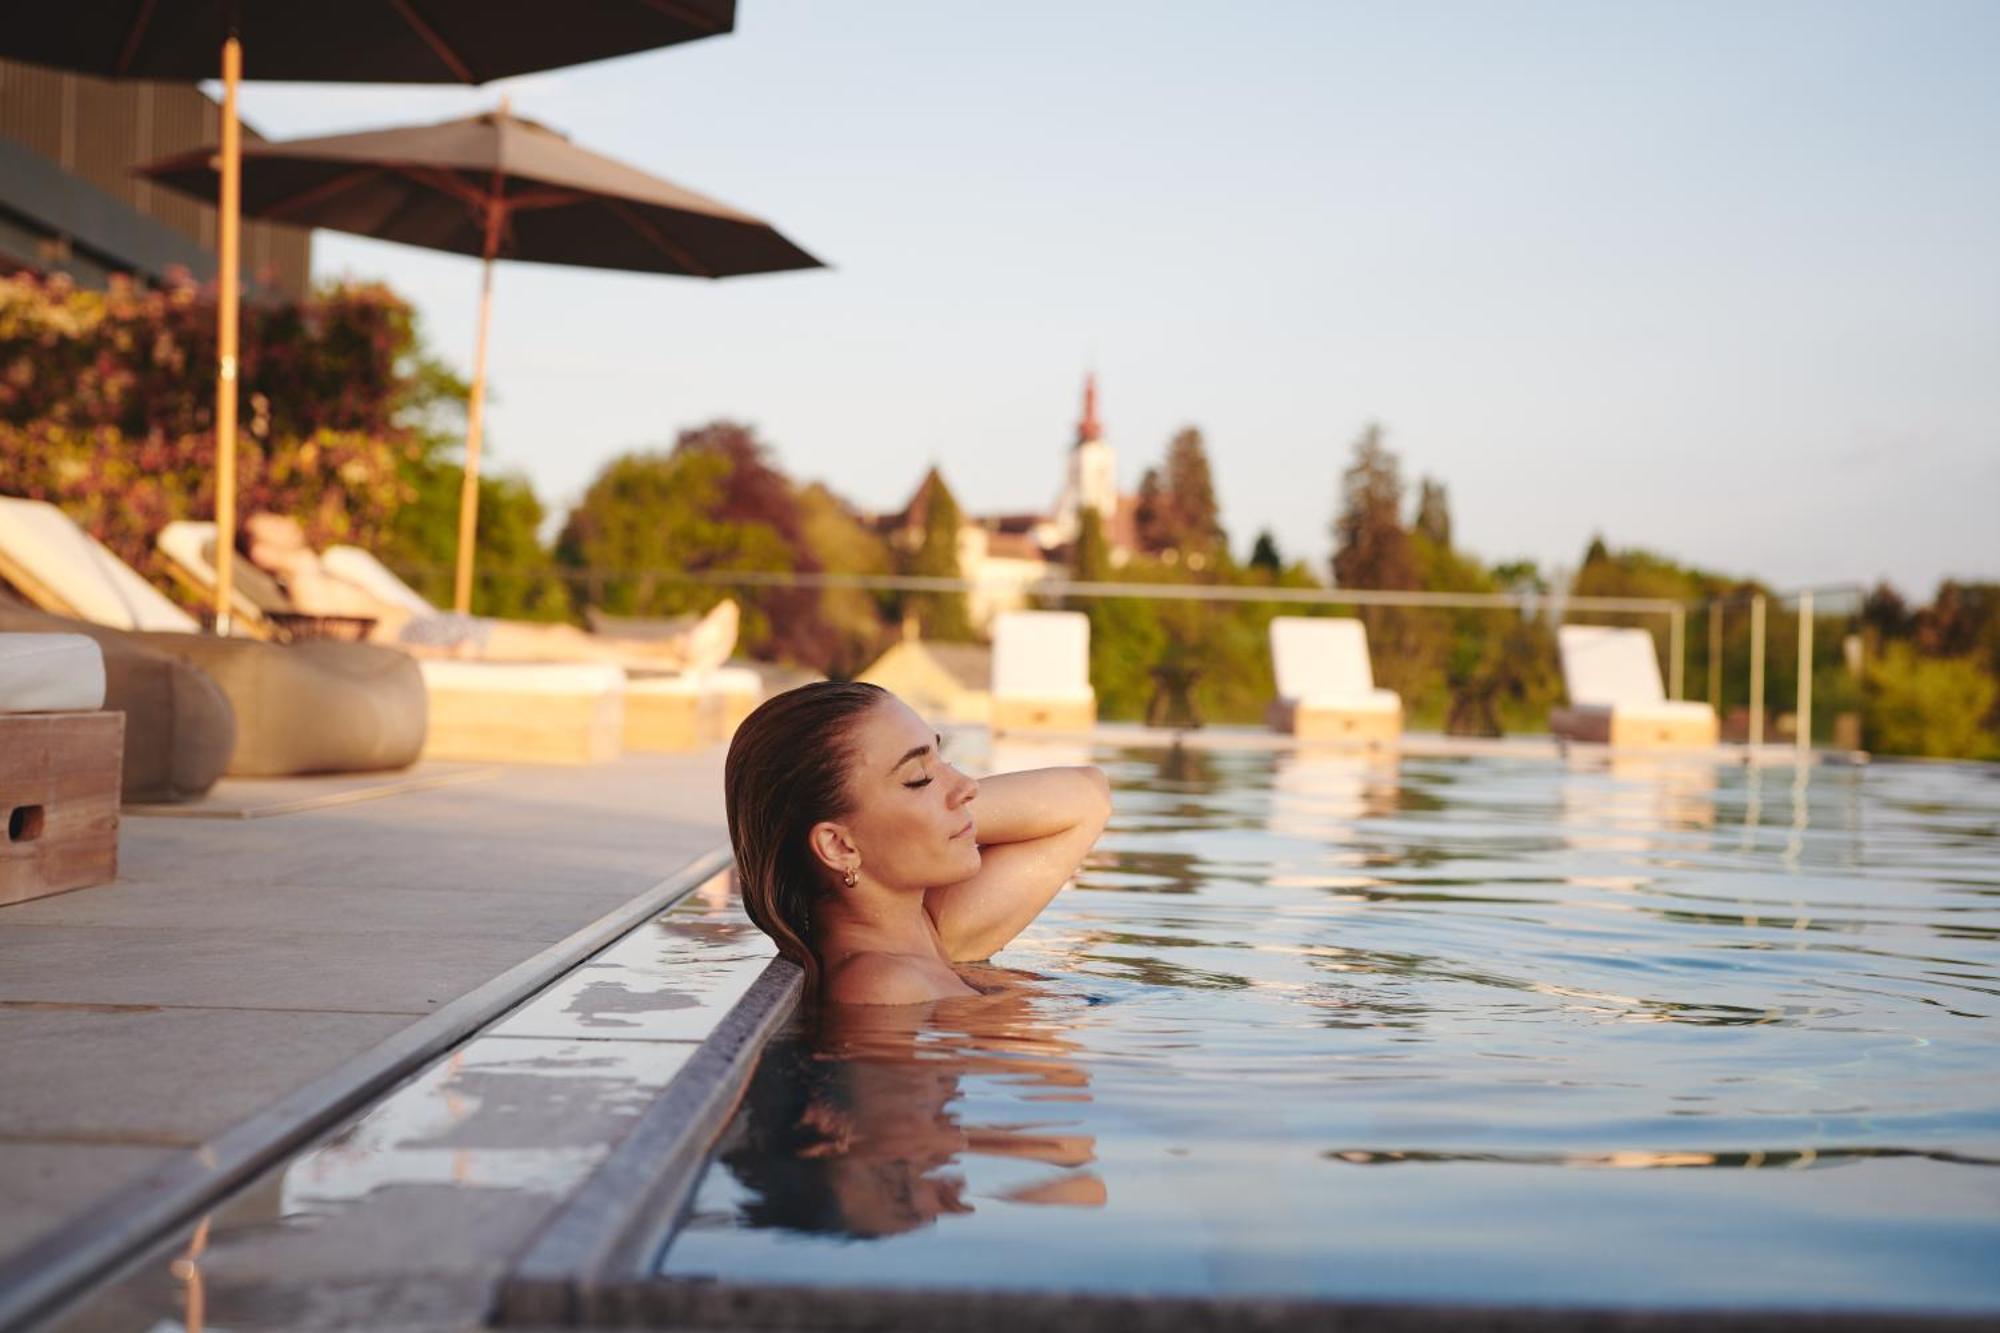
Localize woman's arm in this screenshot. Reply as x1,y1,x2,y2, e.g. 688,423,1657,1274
924,766,1111,962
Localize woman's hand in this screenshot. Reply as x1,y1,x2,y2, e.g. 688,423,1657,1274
923,765,1111,962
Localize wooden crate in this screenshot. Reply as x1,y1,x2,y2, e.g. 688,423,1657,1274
1,712,123,907
1553,706,1719,751
1610,710,1719,750
990,696,1096,735
1280,696,1408,748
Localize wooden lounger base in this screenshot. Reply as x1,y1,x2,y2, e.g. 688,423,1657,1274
1269,700,1401,748
716,686,759,741
990,697,1096,735
624,688,707,754
1552,707,1719,751
423,689,623,765
1,711,122,906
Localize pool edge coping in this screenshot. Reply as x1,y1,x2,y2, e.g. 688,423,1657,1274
497,953,804,1327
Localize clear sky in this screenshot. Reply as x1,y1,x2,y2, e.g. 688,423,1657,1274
228,0,1997,598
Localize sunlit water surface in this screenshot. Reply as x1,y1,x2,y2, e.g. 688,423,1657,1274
663,744,2000,1312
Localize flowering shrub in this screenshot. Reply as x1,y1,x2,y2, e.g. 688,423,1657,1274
0,270,424,596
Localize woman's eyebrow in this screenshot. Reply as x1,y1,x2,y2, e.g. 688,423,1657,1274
889,742,933,774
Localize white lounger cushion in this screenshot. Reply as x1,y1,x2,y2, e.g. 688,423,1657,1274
992,611,1092,700
1558,626,1668,708
0,497,198,633
0,633,107,713
1270,617,1383,703
419,661,624,695
322,545,439,619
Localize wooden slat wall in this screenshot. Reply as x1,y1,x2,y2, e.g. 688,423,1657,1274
0,58,310,298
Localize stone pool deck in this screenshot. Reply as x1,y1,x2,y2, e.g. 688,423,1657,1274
0,750,734,1330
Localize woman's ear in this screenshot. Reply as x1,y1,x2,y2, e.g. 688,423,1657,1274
807,820,857,878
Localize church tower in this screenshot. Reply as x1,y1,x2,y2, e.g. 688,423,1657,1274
1052,372,1119,545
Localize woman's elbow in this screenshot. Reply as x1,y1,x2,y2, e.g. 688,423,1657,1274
1074,765,1112,831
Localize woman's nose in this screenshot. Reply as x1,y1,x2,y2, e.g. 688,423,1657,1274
947,765,977,807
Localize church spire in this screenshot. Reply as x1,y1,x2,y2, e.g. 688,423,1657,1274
1075,371,1102,447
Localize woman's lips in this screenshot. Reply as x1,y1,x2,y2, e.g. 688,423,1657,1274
951,819,976,840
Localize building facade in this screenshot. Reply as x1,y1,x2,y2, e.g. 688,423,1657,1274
878,374,1139,632
0,58,311,296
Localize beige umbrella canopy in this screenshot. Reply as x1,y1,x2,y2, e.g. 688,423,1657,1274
0,1,736,631
142,107,824,613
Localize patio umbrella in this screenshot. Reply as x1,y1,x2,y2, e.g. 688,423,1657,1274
140,105,823,613
1,1,736,632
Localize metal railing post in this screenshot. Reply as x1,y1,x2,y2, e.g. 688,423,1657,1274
1749,594,1767,748
1796,590,1814,753
1707,602,1722,713
1664,608,1680,700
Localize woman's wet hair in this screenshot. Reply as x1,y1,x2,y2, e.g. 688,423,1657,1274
724,680,888,996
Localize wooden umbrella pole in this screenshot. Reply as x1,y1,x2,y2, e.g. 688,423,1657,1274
452,198,502,616
212,34,243,635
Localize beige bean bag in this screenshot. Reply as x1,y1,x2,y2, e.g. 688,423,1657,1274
0,597,233,802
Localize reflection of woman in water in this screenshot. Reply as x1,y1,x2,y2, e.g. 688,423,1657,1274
724,682,1111,1006
720,980,1106,1238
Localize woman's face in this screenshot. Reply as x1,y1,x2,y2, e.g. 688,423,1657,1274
837,696,981,892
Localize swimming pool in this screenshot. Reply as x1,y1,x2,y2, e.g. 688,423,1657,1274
657,741,2000,1320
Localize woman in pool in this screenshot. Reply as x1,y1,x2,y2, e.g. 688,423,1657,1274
724,681,1111,1006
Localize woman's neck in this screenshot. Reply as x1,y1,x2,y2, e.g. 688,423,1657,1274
815,880,945,965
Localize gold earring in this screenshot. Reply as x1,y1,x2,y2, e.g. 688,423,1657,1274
842,864,858,888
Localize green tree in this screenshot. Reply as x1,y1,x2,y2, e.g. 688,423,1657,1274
382,462,572,621
797,481,895,677
1247,529,1283,577
1133,467,1171,556
1330,423,1430,704
1331,423,1416,593
1414,477,1452,549
556,447,793,651
903,467,974,642
1865,643,1999,759
1162,426,1226,560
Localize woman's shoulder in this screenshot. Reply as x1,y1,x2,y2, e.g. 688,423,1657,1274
823,951,962,1007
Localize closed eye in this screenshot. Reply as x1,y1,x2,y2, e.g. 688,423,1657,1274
903,775,934,789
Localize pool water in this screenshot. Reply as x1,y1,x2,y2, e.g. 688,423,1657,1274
661,742,2000,1314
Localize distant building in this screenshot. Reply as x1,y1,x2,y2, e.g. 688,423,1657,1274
0,58,311,296
876,374,1139,631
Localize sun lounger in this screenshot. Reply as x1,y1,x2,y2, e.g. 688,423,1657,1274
990,610,1096,734
155,519,288,638
420,661,625,764
1267,616,1402,746
327,541,760,745
0,503,425,777
1,632,122,905
1551,625,1718,750
0,497,201,633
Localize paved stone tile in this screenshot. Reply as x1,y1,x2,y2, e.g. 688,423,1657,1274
0,876,661,935
0,1006,410,1140
0,925,568,1013
0,1143,180,1255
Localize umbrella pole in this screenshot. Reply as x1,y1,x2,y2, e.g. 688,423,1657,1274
212,34,243,635
452,208,501,617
